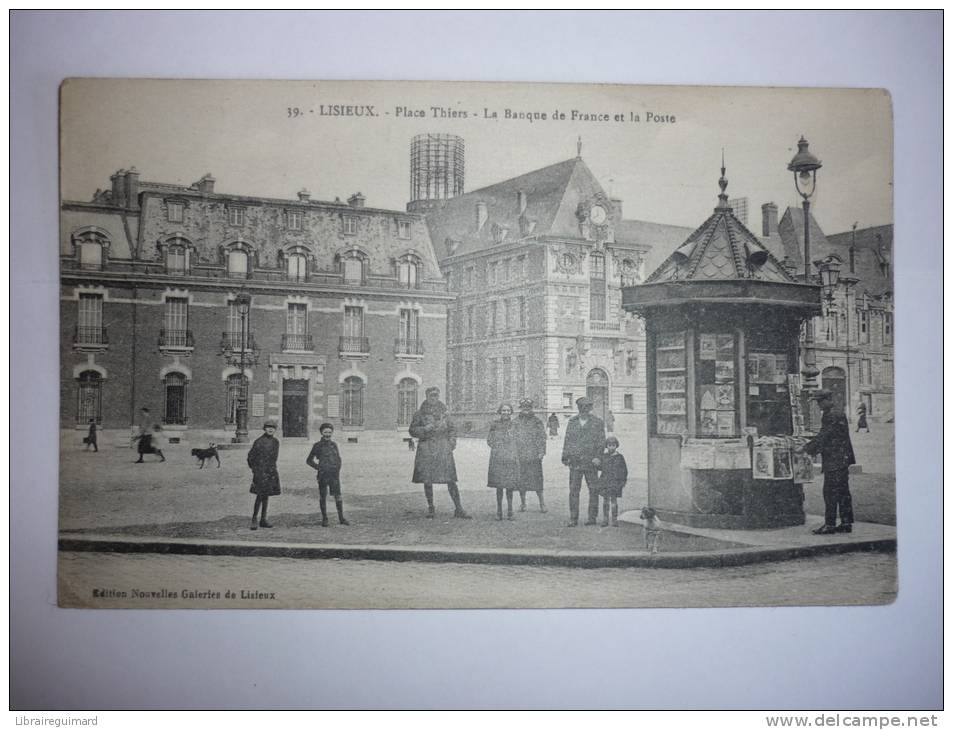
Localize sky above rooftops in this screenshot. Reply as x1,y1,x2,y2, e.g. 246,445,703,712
60,79,892,237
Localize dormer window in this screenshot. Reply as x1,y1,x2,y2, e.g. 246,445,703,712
398,220,412,239
72,229,109,271
167,201,184,223
228,206,245,226
227,249,248,278
343,216,357,235
286,252,307,282
166,243,187,274
341,251,366,284
398,255,421,289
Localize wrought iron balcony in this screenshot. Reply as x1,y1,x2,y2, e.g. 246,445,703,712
73,325,108,348
159,329,194,350
339,336,370,354
282,333,314,352
220,331,257,353
590,320,622,332
394,338,425,356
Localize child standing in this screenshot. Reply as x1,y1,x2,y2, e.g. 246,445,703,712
599,436,628,526
306,423,349,527
84,419,98,452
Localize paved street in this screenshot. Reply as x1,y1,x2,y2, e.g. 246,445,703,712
58,549,897,609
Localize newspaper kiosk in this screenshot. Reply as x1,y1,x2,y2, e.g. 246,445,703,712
622,170,821,528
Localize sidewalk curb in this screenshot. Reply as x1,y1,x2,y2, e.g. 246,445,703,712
58,532,896,569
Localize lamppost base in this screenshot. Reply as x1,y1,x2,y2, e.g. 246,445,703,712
232,433,250,444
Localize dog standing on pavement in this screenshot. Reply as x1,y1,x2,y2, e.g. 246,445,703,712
191,443,220,469
641,506,663,554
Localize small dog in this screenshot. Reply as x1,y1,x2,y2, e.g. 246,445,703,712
640,507,663,554
191,443,220,468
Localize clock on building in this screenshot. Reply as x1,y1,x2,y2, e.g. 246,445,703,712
590,204,607,225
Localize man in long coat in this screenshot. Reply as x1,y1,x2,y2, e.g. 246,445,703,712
802,389,856,534
514,398,547,512
561,396,606,526
247,419,281,530
409,387,470,519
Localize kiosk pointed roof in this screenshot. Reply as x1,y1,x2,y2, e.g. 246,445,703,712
645,161,797,285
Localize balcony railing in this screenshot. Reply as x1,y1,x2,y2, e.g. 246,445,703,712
220,331,257,352
590,320,622,332
73,326,108,348
159,329,194,349
282,333,314,351
339,336,370,354
394,338,425,356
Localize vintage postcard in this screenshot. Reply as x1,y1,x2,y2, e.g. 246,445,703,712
58,79,896,609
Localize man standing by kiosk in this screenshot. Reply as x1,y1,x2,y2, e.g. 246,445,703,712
802,389,856,535
561,396,606,527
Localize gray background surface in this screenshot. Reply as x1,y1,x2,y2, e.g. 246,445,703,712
11,10,942,709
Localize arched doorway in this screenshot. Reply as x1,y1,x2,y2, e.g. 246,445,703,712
586,368,609,422
822,366,847,411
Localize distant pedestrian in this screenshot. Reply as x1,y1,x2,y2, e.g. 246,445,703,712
306,422,349,527
598,436,628,526
801,390,856,535
514,398,547,513
247,419,281,530
547,412,560,439
561,397,605,527
134,407,155,463
409,387,470,519
84,419,98,452
487,404,520,520
606,410,616,433
856,401,870,433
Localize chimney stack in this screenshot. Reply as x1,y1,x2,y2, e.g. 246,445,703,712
124,167,140,210
298,188,311,202
195,173,215,195
476,201,488,231
761,202,778,237
110,169,126,208
347,192,366,208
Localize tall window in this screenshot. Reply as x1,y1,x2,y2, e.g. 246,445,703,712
487,261,497,286
465,267,474,289
466,306,475,339
228,207,245,226
884,359,894,386
287,210,302,230
860,359,872,385
398,220,412,239
343,216,357,235
284,303,308,351
76,370,102,423
168,201,184,223
343,256,364,283
398,257,419,288
286,252,307,282
857,308,870,344
489,301,498,335
516,355,526,399
488,359,498,406
225,374,243,425
77,293,104,345
398,308,419,353
883,312,893,345
590,252,606,321
501,357,512,401
464,360,474,409
227,249,248,277
164,297,189,348
166,243,187,274
504,299,512,332
517,255,526,279
344,306,364,338
397,378,418,426
518,296,527,330
342,377,364,426
226,298,250,350
163,372,188,425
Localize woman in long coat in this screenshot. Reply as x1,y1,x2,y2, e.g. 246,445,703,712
487,404,521,520
514,398,547,512
247,419,281,530
409,387,470,519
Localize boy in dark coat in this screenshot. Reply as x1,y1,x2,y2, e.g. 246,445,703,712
561,397,606,526
599,436,628,526
247,419,281,530
306,422,348,526
84,419,98,452
802,390,856,534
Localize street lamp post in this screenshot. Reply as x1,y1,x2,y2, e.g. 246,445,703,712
788,136,823,430
220,290,259,444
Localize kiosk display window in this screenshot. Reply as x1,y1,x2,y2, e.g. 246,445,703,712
697,332,737,437
745,350,793,436
655,331,687,435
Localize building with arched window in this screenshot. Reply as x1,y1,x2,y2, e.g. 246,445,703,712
61,168,450,441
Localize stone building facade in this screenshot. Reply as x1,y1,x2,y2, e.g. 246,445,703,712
61,169,451,441
420,154,692,470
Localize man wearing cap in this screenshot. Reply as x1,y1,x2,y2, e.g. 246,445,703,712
247,419,281,530
409,386,470,519
801,389,856,535
561,396,606,526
